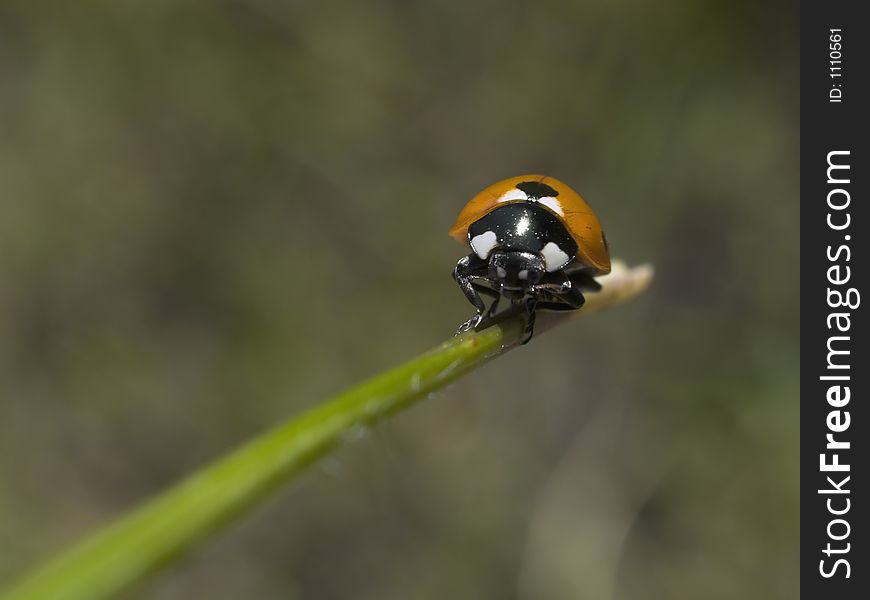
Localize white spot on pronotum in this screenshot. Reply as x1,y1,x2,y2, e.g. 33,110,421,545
496,266,507,279
537,196,564,216
541,242,570,271
471,230,498,259
496,188,528,203
518,269,529,280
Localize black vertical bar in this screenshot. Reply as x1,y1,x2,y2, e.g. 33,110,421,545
801,2,867,597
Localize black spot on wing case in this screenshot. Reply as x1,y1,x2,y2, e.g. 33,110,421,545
468,202,578,260
516,180,559,199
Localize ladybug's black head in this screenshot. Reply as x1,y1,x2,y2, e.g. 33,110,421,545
488,250,545,300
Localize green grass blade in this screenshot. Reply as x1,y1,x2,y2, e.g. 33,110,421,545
1,262,652,600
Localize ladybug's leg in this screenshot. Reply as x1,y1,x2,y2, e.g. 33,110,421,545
473,282,504,317
532,272,587,311
567,271,602,293
519,294,538,345
453,253,490,333
469,281,502,317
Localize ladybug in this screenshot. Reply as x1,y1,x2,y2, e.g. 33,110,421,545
449,174,611,343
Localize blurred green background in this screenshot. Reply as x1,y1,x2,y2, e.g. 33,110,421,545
0,1,798,598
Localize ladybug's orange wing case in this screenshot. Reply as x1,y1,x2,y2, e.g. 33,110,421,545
541,176,611,276
448,174,611,276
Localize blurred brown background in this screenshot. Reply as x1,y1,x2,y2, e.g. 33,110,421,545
1,1,798,598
